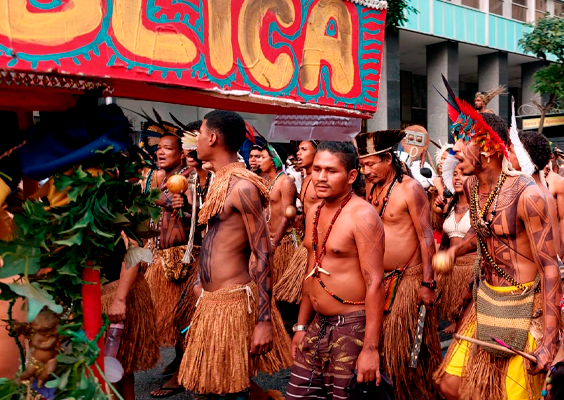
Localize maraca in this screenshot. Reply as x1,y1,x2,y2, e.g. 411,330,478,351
432,251,454,274
167,175,189,218
284,205,297,219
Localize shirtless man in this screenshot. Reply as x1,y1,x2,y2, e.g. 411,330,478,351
473,93,494,114
296,140,319,215
285,141,385,400
435,104,561,400
546,157,564,250
259,145,297,284
178,110,291,398
355,129,440,400
249,145,263,173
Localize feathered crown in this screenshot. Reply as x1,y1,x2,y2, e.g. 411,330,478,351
353,130,406,159
439,75,508,159
475,85,507,106
435,142,454,166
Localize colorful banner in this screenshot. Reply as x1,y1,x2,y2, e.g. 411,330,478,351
0,0,386,117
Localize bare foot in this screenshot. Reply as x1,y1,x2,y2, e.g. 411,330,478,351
150,376,184,398
443,322,456,334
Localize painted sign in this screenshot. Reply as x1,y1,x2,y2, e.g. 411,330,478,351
0,0,386,117
522,114,564,130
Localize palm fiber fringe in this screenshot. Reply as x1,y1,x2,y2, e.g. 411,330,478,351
438,254,475,321
179,282,292,395
174,249,201,350
382,264,441,400
271,231,298,286
273,243,308,303
433,296,544,400
145,246,199,346
199,162,268,225
101,275,159,375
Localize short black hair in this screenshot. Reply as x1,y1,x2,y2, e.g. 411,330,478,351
481,113,508,144
162,134,182,151
316,141,358,172
204,110,246,153
185,120,202,132
519,130,551,171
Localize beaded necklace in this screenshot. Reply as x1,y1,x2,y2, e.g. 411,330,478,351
196,172,211,198
266,171,285,223
376,178,398,217
310,191,364,305
470,173,506,237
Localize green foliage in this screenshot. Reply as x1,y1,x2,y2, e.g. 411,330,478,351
0,147,159,399
519,15,564,100
386,0,419,29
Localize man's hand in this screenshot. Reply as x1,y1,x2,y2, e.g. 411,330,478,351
291,331,306,360
171,193,186,210
250,321,273,356
356,348,381,385
528,344,554,375
108,298,126,323
418,286,436,307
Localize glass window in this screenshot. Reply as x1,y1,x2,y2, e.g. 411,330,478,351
462,0,479,8
536,0,546,10
490,0,504,16
512,3,528,21
555,1,564,16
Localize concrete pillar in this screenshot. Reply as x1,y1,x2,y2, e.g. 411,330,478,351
368,28,401,131
426,41,459,145
521,61,551,115
478,52,509,123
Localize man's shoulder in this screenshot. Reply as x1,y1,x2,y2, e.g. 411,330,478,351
348,196,379,219
398,175,425,195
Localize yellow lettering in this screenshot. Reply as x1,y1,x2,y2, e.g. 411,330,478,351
207,1,233,75
238,0,295,90
0,0,102,46
300,0,354,94
112,0,196,64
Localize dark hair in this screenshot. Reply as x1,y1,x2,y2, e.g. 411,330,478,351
317,141,358,172
203,110,246,152
519,130,551,172
184,120,202,132
481,113,508,144
389,151,406,183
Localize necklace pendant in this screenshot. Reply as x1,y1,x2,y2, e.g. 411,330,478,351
373,199,379,206
475,217,491,237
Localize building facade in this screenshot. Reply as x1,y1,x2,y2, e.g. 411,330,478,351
368,0,564,145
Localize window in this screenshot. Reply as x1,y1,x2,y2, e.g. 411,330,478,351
555,0,564,16
536,0,547,20
462,0,479,8
490,0,504,16
512,0,528,21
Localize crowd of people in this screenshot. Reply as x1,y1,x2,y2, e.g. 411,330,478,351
102,86,564,400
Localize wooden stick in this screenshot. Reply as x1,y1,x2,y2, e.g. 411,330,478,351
454,334,537,363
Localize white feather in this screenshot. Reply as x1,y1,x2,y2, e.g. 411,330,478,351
509,98,535,176
124,247,154,269
441,154,459,194
182,130,199,150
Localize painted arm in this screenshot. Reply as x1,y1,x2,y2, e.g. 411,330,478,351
108,262,138,323
556,187,564,258
406,180,436,306
234,181,272,323
520,186,562,374
272,177,297,247
354,207,385,384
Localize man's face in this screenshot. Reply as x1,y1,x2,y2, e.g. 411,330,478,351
156,136,182,171
196,119,212,162
312,150,356,199
359,154,391,184
296,141,316,170
249,149,262,171
453,139,482,175
258,149,274,173
474,96,484,110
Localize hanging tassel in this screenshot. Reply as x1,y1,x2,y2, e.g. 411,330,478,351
182,174,199,264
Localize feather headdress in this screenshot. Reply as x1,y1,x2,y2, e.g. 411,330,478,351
509,97,535,176
475,85,507,106
435,142,454,166
438,75,508,159
441,154,459,194
353,130,406,159
126,108,188,153
182,131,198,151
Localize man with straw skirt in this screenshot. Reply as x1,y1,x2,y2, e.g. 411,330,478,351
274,140,319,304
101,233,160,400
355,129,441,400
142,116,200,376
178,110,291,399
285,141,386,400
433,77,561,400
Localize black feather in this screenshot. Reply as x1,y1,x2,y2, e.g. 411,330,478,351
169,113,189,131
441,74,461,114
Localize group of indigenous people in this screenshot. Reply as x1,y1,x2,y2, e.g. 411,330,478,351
97,77,564,400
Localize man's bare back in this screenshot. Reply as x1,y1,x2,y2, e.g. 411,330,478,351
302,196,383,316
301,174,319,216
